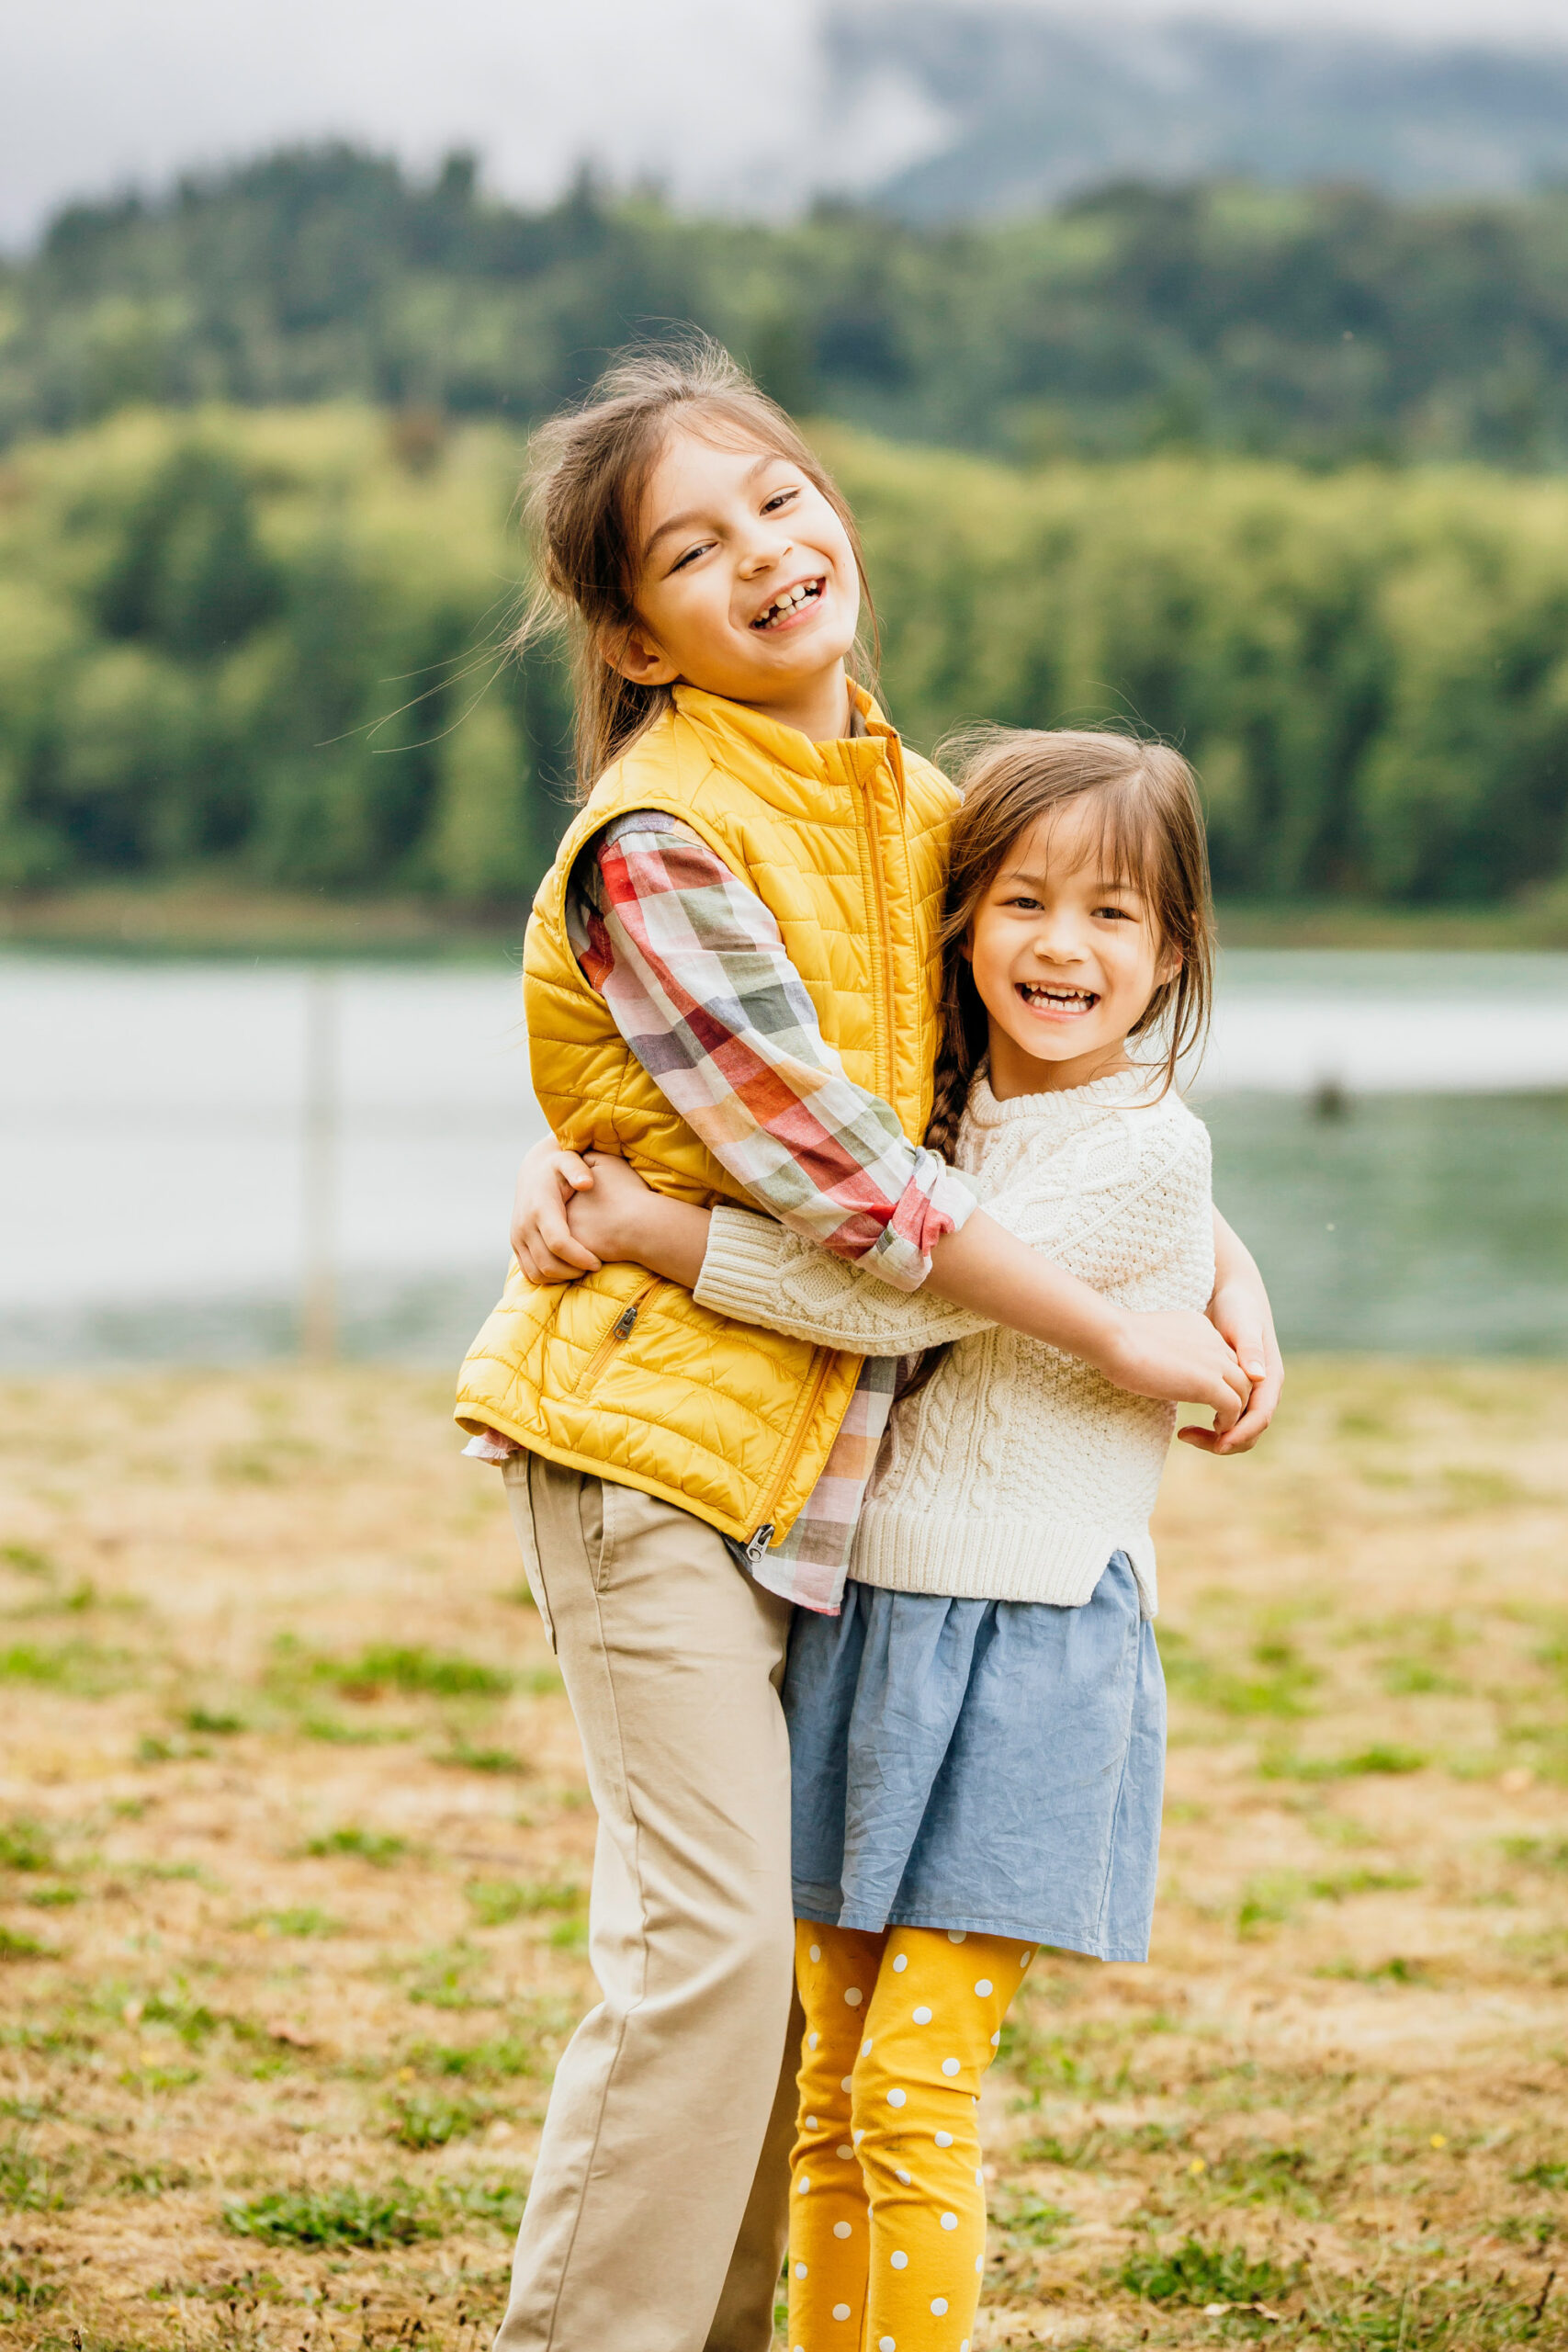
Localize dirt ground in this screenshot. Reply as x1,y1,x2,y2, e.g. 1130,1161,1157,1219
2,1360,1566,2351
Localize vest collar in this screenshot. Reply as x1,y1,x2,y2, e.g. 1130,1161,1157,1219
671,681,906,799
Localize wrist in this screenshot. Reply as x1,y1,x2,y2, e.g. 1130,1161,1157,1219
1079,1298,1133,1382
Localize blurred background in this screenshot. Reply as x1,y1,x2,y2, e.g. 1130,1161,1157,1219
3,0,1566,1368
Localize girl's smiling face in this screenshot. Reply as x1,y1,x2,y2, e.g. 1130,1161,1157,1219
606,424,862,741
966,797,1179,1098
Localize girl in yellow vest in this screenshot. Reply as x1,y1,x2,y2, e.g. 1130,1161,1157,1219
541,724,1231,2352
457,340,1280,2352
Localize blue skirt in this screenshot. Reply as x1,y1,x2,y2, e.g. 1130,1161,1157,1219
783,1555,1166,1962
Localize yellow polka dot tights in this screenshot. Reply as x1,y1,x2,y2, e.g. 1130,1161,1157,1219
788,1920,1032,2352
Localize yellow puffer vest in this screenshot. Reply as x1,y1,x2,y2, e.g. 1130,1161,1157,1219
455,684,956,1551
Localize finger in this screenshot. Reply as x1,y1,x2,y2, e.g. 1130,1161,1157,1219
535,1198,601,1272
556,1151,596,1193
1211,1377,1277,1455
1209,1296,1269,1385
1177,1420,1222,1453
1206,1378,1243,1434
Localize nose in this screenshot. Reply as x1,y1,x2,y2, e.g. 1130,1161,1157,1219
737,525,793,578
1027,912,1089,964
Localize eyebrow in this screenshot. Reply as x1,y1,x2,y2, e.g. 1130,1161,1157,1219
998,867,1141,891
642,451,783,561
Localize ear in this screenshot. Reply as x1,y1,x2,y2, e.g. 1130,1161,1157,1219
1156,944,1183,988
600,620,681,689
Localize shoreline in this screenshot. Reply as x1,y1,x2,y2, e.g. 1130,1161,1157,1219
3,880,1565,961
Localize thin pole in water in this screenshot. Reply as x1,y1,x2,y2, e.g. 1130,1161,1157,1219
301,967,338,1363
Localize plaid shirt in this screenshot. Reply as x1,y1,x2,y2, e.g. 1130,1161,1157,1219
469,808,976,1614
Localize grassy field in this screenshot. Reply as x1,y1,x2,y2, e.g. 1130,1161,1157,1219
2,1362,1566,2350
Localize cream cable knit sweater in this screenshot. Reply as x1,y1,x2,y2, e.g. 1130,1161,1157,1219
692,1066,1214,1616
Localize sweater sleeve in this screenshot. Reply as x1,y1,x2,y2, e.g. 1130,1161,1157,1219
692,1104,1213,1353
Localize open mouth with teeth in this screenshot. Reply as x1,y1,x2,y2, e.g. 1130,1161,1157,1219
750,577,826,629
1018,981,1100,1016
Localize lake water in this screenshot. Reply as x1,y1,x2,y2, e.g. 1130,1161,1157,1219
3,949,1565,1365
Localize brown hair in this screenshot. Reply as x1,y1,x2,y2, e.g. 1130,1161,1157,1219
925,727,1216,1162
513,335,876,793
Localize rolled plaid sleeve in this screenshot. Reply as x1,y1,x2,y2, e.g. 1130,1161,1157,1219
566,811,976,1290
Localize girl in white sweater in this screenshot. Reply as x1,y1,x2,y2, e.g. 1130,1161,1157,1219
558,728,1229,2352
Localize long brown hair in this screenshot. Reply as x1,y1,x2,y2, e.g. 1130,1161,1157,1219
513,335,877,793
923,727,1216,1167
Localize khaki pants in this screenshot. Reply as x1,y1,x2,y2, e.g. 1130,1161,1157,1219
495,1453,801,2352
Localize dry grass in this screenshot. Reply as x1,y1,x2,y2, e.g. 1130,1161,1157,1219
1,1362,1566,2351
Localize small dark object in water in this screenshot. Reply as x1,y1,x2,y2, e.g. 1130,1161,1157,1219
1311,1076,1349,1121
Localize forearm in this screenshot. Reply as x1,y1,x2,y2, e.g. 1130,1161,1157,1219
924,1210,1125,1374
622,1191,713,1292
1211,1204,1260,1299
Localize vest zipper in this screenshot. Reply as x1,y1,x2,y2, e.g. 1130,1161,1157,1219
854,769,898,1095
571,1278,664,1396
747,1345,838,1558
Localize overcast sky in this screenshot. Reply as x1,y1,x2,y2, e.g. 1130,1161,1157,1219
6,0,1568,246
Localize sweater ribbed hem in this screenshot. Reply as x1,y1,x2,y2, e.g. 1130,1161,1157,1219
850,1509,1158,1618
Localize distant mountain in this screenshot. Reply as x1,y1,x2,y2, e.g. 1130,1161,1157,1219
825,6,1568,219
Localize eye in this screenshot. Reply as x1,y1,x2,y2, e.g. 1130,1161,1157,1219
668,539,714,574
1092,902,1135,922
761,485,800,515
1005,894,1042,911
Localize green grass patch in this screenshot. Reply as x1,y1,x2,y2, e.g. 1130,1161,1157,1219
440,1740,530,1775
0,1925,55,1960
1120,2233,1296,2308
1308,1868,1424,1900
1237,1871,1305,1933
404,1943,494,2009
1514,2160,1568,2190
222,2179,441,2248
0,2264,62,2312
0,1817,54,1871
990,2188,1073,2246
1381,1658,1469,1696
0,2132,65,2211
1160,1627,1319,1719
405,2033,546,2080
183,1704,246,1734
303,1825,408,1866
465,1876,581,1928
1316,1954,1432,1984
254,1906,343,1938
1502,1837,1568,1871
0,1639,130,1695
0,1544,54,1577
299,1714,410,1746
329,1645,512,1699
387,2086,491,2148
1260,1744,1429,1781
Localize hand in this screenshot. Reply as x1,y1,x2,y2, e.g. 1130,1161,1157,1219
511,1138,600,1283
1102,1308,1251,1434
562,1151,660,1267
1181,1276,1284,1455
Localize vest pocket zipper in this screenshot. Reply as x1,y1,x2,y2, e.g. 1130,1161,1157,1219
571,1279,664,1396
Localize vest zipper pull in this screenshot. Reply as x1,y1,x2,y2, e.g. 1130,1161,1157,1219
612,1306,639,1340
744,1523,775,1565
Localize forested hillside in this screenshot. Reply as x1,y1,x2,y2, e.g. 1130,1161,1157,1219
3,405,1565,909
5,148,1568,466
